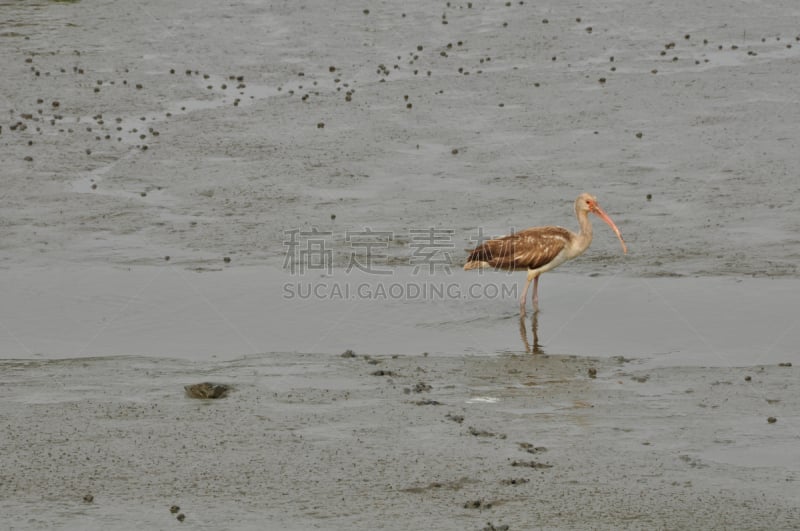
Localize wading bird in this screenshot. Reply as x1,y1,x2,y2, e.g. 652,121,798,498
464,193,627,314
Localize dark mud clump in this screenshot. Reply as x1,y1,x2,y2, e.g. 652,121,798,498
184,382,230,399
445,413,465,424
500,477,530,485
469,426,506,439
517,442,547,454
401,477,477,493
510,460,552,469
414,398,442,406
411,381,432,393
464,499,492,509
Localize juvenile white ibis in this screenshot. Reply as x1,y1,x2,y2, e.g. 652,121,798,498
464,193,627,314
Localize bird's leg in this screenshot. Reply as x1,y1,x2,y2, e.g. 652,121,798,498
520,272,534,315
532,275,540,313
519,314,530,353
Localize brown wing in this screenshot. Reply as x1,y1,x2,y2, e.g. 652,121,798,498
465,226,572,271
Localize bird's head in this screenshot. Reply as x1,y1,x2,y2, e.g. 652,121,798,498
576,193,627,254
576,193,599,213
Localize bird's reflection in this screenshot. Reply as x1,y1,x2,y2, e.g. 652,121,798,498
519,311,545,354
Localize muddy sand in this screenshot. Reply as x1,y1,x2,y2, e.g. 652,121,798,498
2,348,799,530
1,0,800,529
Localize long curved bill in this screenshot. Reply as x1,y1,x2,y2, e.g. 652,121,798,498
591,204,627,254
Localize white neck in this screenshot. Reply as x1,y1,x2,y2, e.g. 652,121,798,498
573,205,594,256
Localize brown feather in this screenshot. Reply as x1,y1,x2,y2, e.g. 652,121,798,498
465,227,572,271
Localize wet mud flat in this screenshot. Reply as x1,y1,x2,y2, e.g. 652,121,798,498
1,0,800,528
2,0,800,277
0,352,797,530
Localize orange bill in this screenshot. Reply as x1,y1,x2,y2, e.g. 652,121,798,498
591,204,627,254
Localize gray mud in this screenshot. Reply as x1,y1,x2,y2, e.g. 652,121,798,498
2,0,800,529
1,353,798,530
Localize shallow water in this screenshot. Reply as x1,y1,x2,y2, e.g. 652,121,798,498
1,266,797,368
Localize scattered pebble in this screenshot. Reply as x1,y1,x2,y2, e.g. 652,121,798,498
767,417,777,424
83,494,93,503
170,505,180,514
